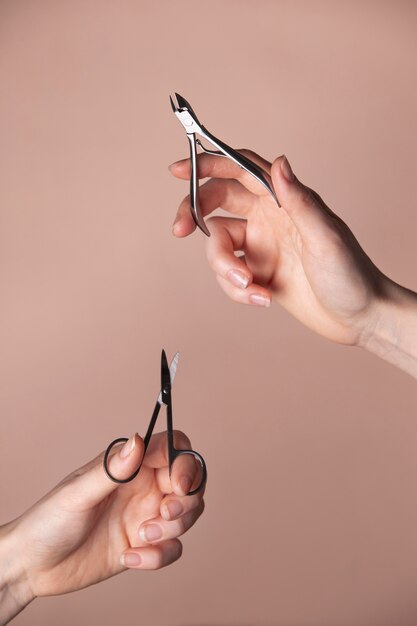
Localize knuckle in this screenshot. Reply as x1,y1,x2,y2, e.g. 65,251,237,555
216,277,242,302
232,291,245,304
308,187,325,206
238,148,255,159
216,274,233,295
298,184,315,208
327,217,351,247
206,215,225,229
173,429,191,449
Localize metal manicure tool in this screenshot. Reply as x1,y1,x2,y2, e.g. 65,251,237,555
103,350,207,496
170,92,279,236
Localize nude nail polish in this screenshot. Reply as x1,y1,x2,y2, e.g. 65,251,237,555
227,269,249,289
140,524,163,542
163,500,184,520
119,434,136,459
121,553,142,567
249,294,271,307
179,476,192,496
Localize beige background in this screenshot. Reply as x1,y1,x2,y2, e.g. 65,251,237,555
1,1,417,625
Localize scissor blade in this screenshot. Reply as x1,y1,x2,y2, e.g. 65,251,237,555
169,351,180,384
157,351,179,405
169,95,177,113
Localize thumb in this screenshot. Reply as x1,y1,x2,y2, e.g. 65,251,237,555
271,155,332,238
63,433,145,509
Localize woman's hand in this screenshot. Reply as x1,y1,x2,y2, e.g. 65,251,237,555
170,153,417,377
0,431,205,624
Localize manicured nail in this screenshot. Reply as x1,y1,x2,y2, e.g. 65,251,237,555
249,293,271,307
119,434,136,459
121,552,142,567
163,500,184,520
179,476,192,496
281,156,294,182
140,524,163,543
227,269,249,289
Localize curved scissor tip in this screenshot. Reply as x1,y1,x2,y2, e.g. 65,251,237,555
169,95,177,112
158,350,180,405
161,349,171,393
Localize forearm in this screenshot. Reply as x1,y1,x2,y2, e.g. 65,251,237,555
0,524,34,625
363,279,417,379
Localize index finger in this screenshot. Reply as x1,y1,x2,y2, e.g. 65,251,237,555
169,149,272,197
142,430,192,469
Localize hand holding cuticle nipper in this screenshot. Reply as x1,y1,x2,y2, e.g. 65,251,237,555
170,92,280,236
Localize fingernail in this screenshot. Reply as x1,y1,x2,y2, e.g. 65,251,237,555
121,552,142,567
227,269,249,289
168,160,182,171
119,434,136,459
140,524,163,543
179,476,192,496
249,293,271,307
163,500,184,520
281,156,294,182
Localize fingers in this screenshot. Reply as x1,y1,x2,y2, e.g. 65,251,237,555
216,275,271,307
143,430,191,469
206,216,272,307
205,217,250,285
60,433,145,509
170,452,205,496
160,490,205,521
172,178,253,238
120,539,182,570
144,429,203,496
169,149,273,199
120,500,204,569
271,155,334,239
170,149,271,182
151,442,205,498
139,501,205,544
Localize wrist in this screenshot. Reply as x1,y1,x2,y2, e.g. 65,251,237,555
360,278,417,378
0,522,35,625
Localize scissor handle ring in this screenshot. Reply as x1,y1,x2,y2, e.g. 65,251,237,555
103,437,142,484
170,449,207,496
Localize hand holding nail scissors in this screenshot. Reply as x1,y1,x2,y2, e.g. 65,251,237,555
103,350,207,496
170,92,280,237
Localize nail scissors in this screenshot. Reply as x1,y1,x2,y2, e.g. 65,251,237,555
170,92,280,237
103,350,207,495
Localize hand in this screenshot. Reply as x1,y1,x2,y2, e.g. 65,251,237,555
169,152,417,379
0,431,205,624
170,152,385,346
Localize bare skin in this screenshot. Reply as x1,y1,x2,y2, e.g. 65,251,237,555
170,152,417,379
0,431,204,625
